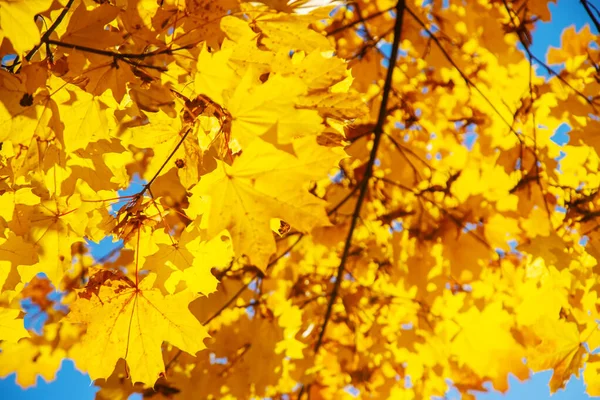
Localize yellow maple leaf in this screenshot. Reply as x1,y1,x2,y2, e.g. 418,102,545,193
0,68,55,148
0,186,38,224
527,317,588,392
298,91,368,120
0,0,52,55
271,49,348,90
451,302,528,392
245,4,333,52
547,25,595,65
226,69,323,145
190,138,341,269
0,232,37,294
195,45,238,105
267,289,306,359
55,85,112,153
72,55,137,102
18,194,87,286
584,354,600,397
119,111,202,187
0,340,65,388
0,307,29,343
141,225,232,295
67,272,208,385
58,2,121,48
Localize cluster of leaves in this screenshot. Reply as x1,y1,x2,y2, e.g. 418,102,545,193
0,0,600,398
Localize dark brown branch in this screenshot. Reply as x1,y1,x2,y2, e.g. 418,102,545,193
581,0,600,33
312,0,406,354
121,57,168,72
25,0,75,61
45,39,191,60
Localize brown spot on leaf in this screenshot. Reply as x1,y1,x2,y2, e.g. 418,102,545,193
278,220,291,236
19,93,33,107
79,270,134,300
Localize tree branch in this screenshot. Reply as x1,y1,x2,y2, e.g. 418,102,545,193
25,0,75,61
312,0,406,354
581,0,600,33
44,39,191,60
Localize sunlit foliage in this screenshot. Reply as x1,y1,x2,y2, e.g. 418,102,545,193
1,0,600,398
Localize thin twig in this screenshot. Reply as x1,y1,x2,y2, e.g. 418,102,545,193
25,0,75,61
45,39,191,60
581,0,600,33
141,128,192,196
327,6,395,36
164,234,305,373
327,184,361,216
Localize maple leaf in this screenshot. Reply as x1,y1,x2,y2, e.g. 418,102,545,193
584,354,600,397
547,25,595,65
0,307,29,343
0,186,38,223
70,55,137,103
0,231,37,295
244,4,333,52
527,317,588,392
451,302,528,392
0,0,53,55
299,91,369,120
18,194,87,286
1,0,600,398
67,272,208,385
0,339,65,388
0,68,56,148
140,225,233,295
55,86,112,152
195,45,238,106
119,111,203,187
189,138,342,269
225,69,324,145
58,3,121,49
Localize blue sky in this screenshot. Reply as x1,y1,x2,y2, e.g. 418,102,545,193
1,1,598,399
